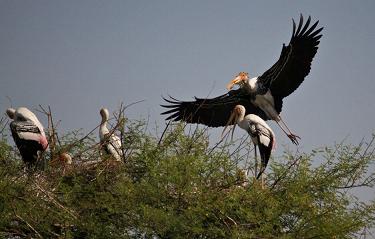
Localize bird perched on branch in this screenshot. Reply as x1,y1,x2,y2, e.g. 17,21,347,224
222,105,275,181
6,107,48,166
99,108,123,162
162,15,323,145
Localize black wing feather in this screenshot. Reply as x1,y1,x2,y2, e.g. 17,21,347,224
161,89,269,127
258,15,323,99
9,121,43,164
10,121,41,135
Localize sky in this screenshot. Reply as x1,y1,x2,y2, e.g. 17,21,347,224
1,0,375,154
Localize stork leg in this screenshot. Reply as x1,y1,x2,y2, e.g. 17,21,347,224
280,116,300,143
261,171,265,190
276,119,300,145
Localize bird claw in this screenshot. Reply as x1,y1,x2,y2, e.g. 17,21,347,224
288,134,300,145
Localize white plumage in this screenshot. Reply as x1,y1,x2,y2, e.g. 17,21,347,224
223,105,275,179
99,108,123,162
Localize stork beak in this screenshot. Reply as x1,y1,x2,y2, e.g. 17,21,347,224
221,110,237,140
226,72,249,90
226,75,243,91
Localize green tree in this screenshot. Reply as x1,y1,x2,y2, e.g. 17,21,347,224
0,114,375,238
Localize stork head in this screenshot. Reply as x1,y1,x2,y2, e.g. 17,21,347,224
15,107,37,122
6,108,16,119
100,108,109,121
59,152,72,165
12,107,47,137
233,105,246,117
221,105,246,140
226,72,249,90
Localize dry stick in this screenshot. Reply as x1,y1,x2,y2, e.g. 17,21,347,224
14,214,43,239
111,104,125,161
229,135,250,158
0,117,9,134
208,125,236,155
361,134,375,158
270,155,302,190
244,143,255,178
48,106,61,147
117,105,127,162
118,106,127,160
33,181,78,220
123,99,145,111
343,137,375,189
158,120,172,146
143,112,150,135
41,106,55,154
37,106,58,164
114,100,145,161
38,105,61,148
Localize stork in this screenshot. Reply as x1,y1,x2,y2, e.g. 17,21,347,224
222,105,275,182
99,108,123,162
162,15,322,145
6,107,48,166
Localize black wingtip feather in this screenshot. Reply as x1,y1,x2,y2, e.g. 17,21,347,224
295,15,304,35
304,20,319,36
300,15,311,35
160,104,178,108
310,27,324,38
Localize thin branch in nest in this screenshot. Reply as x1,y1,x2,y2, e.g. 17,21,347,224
38,105,61,155
14,214,43,239
158,120,172,146
32,180,78,220
270,155,302,190
0,116,9,134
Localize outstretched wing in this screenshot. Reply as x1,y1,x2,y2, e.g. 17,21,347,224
257,15,323,98
161,89,269,127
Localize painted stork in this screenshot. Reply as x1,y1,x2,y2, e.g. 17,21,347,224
6,107,48,166
161,15,322,145
223,105,275,180
99,108,123,162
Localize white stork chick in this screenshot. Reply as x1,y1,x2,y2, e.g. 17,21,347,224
223,105,275,180
99,108,123,162
59,152,72,165
6,107,48,166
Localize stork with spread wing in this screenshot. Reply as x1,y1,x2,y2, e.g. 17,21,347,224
162,15,323,145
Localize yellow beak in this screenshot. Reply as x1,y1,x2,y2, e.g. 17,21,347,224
226,75,244,91
221,110,238,140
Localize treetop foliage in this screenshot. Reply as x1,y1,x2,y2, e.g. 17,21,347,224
1,107,375,238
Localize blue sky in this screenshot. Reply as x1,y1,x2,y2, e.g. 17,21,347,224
1,0,375,154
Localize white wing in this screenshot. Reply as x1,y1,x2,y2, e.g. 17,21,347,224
105,133,123,161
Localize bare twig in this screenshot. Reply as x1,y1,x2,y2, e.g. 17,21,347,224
158,120,172,146
270,155,302,190
14,214,43,238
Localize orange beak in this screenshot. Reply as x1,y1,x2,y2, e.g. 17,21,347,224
226,72,249,90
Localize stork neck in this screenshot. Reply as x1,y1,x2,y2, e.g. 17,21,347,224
100,117,110,135
246,77,258,92
236,111,245,124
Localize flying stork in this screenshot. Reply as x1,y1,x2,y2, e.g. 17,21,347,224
99,108,123,162
6,107,48,166
222,105,275,180
161,15,323,145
